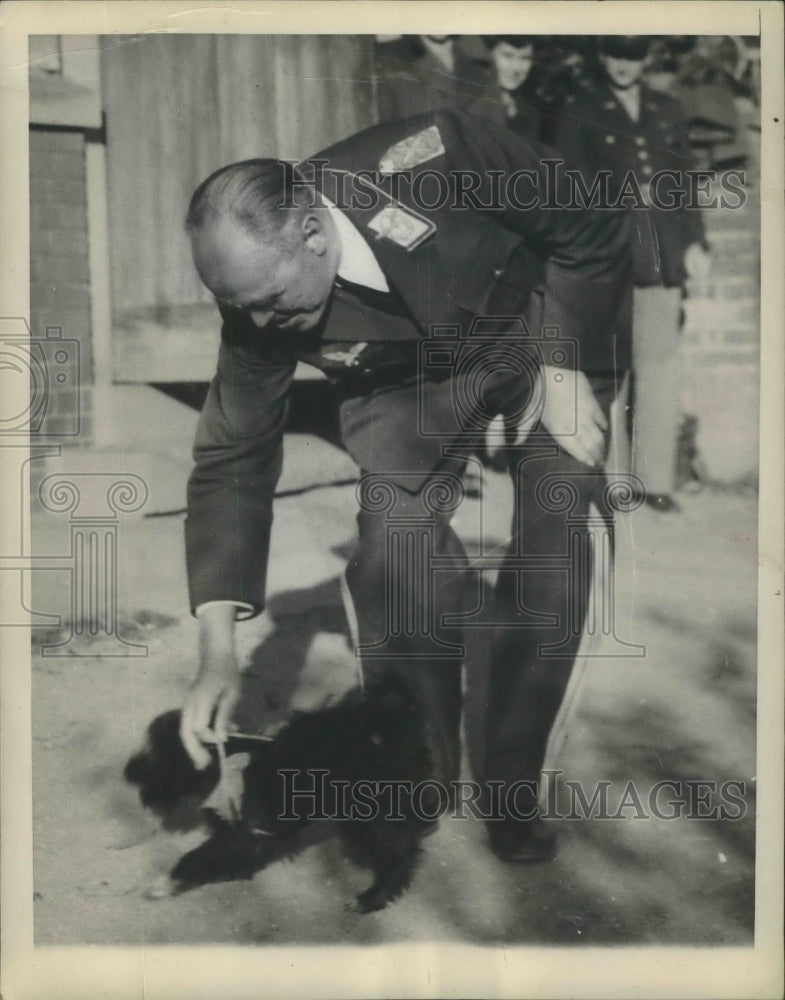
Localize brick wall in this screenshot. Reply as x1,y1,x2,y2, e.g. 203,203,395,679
29,129,93,443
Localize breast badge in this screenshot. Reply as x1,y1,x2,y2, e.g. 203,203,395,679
321,342,369,368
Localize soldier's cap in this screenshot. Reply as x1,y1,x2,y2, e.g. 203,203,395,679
598,36,652,61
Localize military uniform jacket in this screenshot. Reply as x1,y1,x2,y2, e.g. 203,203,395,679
185,109,632,617
553,83,706,287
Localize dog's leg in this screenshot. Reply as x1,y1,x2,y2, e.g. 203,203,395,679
352,850,422,914
145,826,296,899
344,827,423,914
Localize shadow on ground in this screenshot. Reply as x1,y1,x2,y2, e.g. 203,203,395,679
30,487,757,946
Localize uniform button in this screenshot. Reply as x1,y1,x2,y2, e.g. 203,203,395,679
635,136,645,146
493,267,505,278
638,150,649,160
641,165,653,176
605,134,616,144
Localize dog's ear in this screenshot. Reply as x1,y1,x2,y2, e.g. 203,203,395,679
123,750,147,787
147,709,187,751
124,710,184,786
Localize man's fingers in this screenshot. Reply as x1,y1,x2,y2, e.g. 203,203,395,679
180,690,216,769
559,435,598,467
532,365,608,467
575,381,607,433
581,426,606,462
180,708,212,770
213,687,239,743
564,421,608,466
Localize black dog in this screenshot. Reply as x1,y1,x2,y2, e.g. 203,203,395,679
124,678,437,913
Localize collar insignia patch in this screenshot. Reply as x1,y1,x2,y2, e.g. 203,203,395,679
378,124,446,174
367,204,435,250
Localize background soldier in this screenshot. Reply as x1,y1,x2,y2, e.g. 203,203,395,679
553,35,711,512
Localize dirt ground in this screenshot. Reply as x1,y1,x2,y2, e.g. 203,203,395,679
29,431,757,947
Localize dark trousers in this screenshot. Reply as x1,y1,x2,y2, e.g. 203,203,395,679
484,374,617,819
344,478,466,788
344,374,619,818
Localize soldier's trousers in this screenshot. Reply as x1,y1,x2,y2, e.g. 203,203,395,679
606,286,683,493
343,375,619,819
630,286,684,494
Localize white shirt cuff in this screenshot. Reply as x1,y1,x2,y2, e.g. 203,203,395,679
195,600,257,621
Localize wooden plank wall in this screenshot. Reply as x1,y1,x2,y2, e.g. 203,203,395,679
101,34,376,343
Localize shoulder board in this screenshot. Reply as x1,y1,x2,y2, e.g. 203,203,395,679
378,124,446,174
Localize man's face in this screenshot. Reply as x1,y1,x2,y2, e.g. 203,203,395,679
491,42,534,92
191,212,338,334
600,54,646,89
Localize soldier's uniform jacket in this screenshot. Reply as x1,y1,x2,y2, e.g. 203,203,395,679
185,109,632,617
553,83,706,287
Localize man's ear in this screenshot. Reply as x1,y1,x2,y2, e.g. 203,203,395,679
302,213,329,256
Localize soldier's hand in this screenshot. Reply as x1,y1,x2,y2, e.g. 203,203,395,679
181,605,240,769
523,365,608,467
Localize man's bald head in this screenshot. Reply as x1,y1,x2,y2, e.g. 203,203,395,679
186,159,340,334
185,159,311,253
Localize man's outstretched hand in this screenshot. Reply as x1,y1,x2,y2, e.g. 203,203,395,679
517,365,607,467
180,604,240,769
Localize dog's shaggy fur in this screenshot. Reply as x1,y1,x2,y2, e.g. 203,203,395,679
125,678,436,913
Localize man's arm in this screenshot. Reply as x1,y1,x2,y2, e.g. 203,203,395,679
183,316,296,765
185,321,296,615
